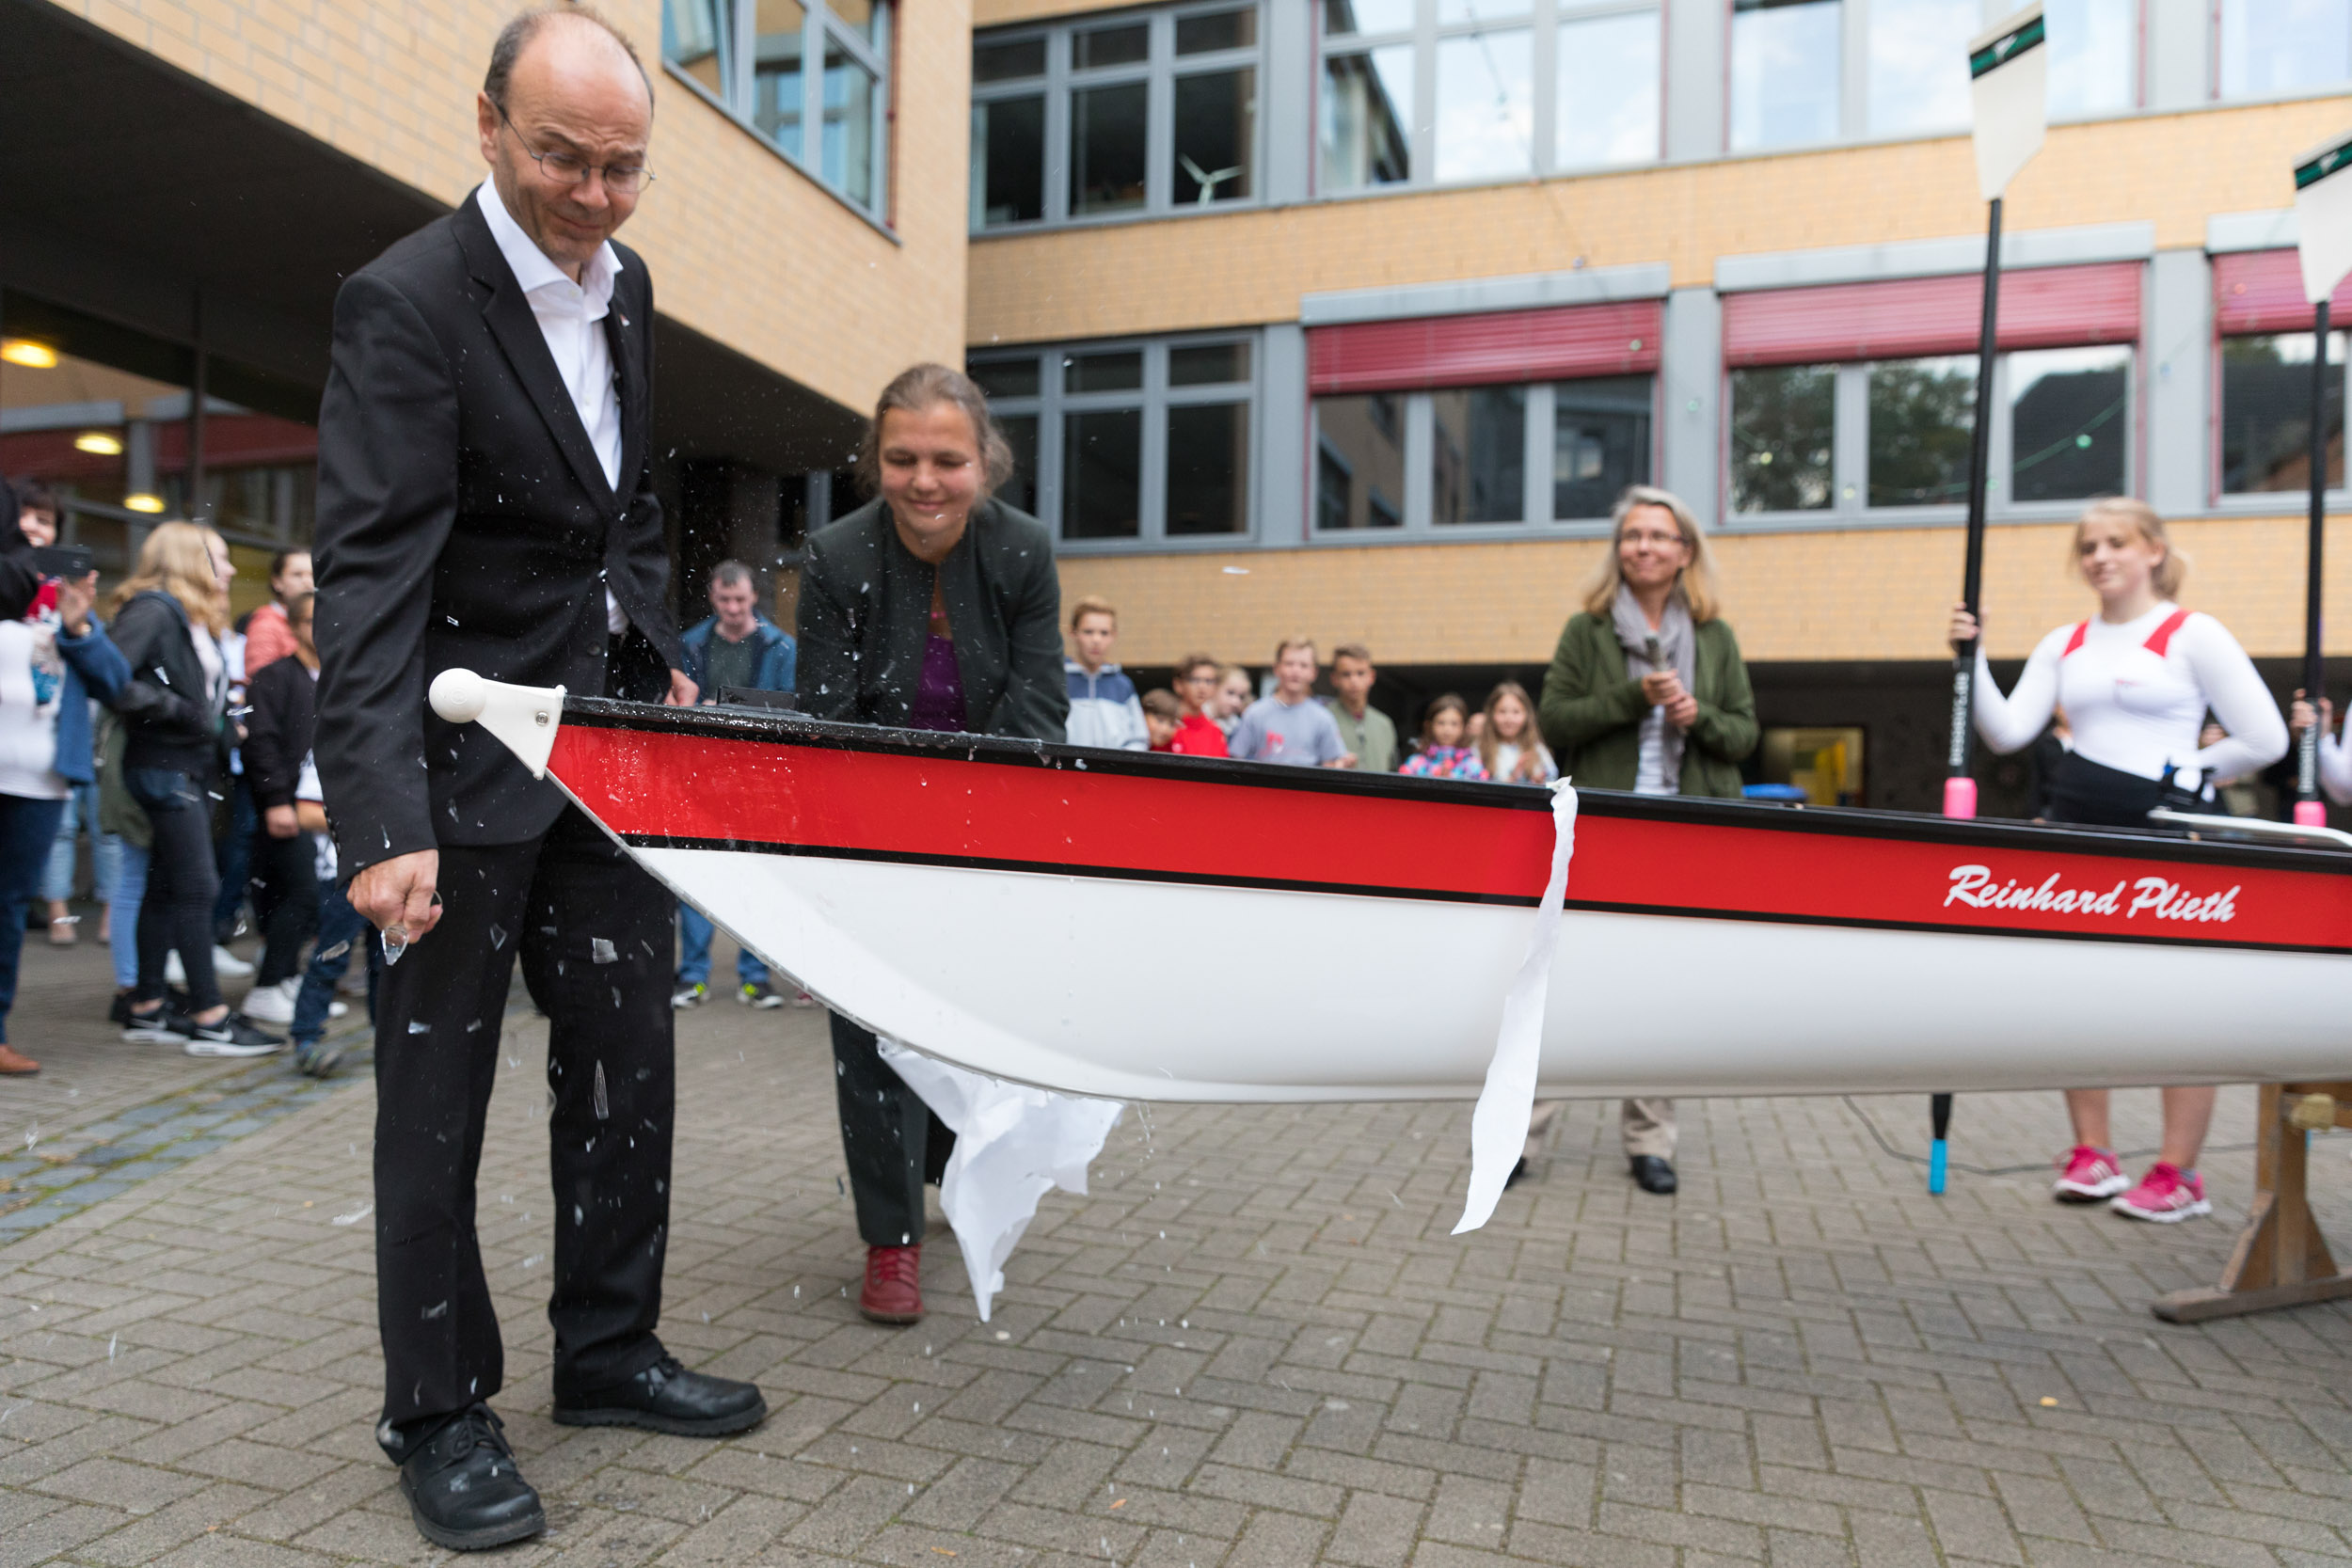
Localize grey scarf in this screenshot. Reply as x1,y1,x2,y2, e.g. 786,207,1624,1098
1611,583,1696,790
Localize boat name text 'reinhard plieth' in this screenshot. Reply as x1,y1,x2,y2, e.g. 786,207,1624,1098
1943,864,2240,924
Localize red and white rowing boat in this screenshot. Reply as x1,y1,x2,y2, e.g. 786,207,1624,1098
433,672,2352,1104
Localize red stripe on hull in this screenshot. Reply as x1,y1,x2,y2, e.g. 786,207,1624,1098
548,722,2352,953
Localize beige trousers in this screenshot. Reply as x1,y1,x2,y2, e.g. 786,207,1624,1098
1521,1099,1678,1162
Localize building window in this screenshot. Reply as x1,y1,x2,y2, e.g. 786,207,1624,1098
1729,0,1842,152
661,0,891,215
1728,351,2134,520
2044,0,2137,118
2219,0,2352,99
1732,0,2138,151
971,4,1261,231
1319,0,1660,195
1312,374,1653,532
2220,331,2347,494
970,337,1256,544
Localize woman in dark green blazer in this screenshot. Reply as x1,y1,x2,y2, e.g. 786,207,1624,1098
1532,485,1758,1197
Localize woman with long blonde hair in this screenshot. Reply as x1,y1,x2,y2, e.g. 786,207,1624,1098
1534,485,1757,1197
1951,497,2285,1221
110,522,279,1055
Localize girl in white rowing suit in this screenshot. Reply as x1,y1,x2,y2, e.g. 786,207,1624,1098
1948,498,2287,1224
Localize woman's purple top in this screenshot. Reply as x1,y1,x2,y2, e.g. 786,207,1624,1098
908,633,967,733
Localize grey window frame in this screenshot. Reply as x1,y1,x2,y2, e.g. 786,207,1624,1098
1316,0,1663,194
971,3,1265,233
2212,328,2352,507
1723,349,2138,531
972,333,1262,550
1310,374,1661,540
2214,0,2352,103
1727,0,2145,155
661,0,893,221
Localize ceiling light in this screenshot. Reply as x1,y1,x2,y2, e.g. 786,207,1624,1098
0,339,59,369
73,431,125,456
123,493,166,514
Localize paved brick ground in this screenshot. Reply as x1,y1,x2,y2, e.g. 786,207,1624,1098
4,928,2351,1566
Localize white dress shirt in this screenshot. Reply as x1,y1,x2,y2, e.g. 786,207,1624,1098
475,182,629,635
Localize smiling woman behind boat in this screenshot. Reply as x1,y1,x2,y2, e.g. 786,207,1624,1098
1535,485,1759,1198
1951,497,2286,1225
795,363,1069,1327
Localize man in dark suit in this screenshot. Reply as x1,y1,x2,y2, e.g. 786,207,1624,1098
312,8,764,1552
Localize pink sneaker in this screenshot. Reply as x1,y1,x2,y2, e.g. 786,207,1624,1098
2053,1146,2128,1202
2111,1163,2211,1222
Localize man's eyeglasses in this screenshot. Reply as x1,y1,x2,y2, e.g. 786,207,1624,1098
495,101,653,195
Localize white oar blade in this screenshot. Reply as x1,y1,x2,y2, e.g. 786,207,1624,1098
1969,4,2047,202
2294,131,2352,307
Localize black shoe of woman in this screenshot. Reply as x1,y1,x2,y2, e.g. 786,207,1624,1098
1629,1156,1677,1195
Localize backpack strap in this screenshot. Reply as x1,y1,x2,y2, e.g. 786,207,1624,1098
2142,608,2193,657
2059,621,2090,657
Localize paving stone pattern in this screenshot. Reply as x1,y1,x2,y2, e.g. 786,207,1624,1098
3,935,2351,1566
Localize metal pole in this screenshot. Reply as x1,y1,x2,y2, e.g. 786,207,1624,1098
1931,197,2005,1195
2298,300,2333,827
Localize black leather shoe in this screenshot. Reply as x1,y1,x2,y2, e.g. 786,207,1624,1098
1629,1155,1677,1195
553,1355,768,1437
398,1405,544,1552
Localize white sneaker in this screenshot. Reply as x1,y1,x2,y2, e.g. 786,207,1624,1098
212,944,255,978
239,977,299,1024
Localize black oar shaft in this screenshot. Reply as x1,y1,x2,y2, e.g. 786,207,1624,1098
1945,198,2006,816
2301,300,2332,815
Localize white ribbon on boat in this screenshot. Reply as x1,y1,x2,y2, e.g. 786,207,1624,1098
1454,779,1580,1236
875,1040,1125,1322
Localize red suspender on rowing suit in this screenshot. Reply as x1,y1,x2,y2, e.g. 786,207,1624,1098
2059,609,2192,658
2141,608,2192,657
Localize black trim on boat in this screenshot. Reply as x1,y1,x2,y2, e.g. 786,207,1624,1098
619,832,2352,956
563,696,2352,877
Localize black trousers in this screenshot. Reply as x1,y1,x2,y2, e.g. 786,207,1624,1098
373,805,675,1457
830,1013,954,1247
126,768,222,1014
250,829,320,986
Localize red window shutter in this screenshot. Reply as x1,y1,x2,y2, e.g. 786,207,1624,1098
1308,300,1662,395
1722,262,2142,367
2214,249,2352,335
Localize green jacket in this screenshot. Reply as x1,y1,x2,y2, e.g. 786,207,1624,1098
1536,610,1759,799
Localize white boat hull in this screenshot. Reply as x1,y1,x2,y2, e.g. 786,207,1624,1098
641,845,2352,1101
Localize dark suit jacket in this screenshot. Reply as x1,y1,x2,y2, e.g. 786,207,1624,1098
796,497,1069,744
244,656,316,812
312,194,681,879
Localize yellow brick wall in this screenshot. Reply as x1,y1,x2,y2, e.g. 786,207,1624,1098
970,99,2349,344
1052,513,2352,668
47,0,970,414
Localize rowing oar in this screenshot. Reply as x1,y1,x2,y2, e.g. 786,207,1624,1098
2292,131,2352,826
1930,4,2048,1196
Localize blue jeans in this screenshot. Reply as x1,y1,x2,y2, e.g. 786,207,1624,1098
40,784,118,906
294,867,375,1045
109,842,148,990
675,905,765,989
0,794,69,1044
213,772,255,940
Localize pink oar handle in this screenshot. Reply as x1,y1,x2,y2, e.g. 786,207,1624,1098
1942,777,1979,820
